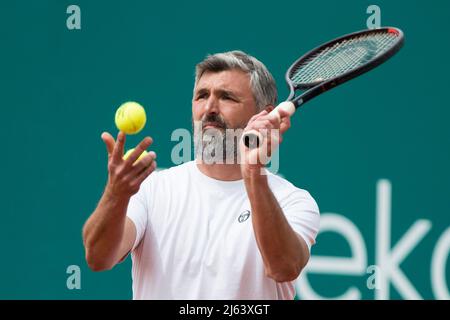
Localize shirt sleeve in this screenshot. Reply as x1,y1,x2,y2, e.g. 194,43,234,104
280,189,320,252
126,178,150,251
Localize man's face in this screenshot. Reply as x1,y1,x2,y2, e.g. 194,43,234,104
192,69,257,130
192,69,258,163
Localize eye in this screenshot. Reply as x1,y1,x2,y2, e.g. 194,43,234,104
222,94,236,102
196,92,208,100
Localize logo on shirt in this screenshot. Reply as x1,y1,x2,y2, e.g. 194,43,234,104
238,210,251,223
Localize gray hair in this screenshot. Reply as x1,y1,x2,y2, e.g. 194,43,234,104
194,50,277,112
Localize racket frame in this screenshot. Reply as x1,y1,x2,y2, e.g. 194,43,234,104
286,27,404,108
242,27,404,149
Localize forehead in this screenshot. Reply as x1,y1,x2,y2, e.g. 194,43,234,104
195,69,251,93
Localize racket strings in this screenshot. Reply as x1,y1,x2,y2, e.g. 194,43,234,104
291,31,399,85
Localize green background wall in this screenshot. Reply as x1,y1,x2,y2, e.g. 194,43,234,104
0,0,448,299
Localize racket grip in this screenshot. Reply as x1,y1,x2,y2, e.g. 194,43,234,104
243,101,296,149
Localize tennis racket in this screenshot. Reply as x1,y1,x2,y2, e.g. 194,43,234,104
243,27,404,148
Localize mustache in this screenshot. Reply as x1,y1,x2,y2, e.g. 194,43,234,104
200,114,227,129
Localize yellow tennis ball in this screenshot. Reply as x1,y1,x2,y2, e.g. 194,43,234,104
115,101,147,134
123,148,148,163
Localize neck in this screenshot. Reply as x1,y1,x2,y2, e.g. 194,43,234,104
195,160,243,181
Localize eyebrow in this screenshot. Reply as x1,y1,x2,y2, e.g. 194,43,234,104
195,88,240,99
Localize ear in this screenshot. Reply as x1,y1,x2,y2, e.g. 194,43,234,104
264,105,275,113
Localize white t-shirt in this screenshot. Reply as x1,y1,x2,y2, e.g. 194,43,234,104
126,161,320,300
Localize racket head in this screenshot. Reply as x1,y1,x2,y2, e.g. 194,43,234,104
286,27,404,104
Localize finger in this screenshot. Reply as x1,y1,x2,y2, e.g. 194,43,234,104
249,118,276,131
111,131,126,163
277,108,292,120
275,107,292,134
248,109,269,123
135,160,157,185
258,128,280,160
101,132,115,157
270,128,281,147
279,116,291,134
124,137,153,167
131,151,156,174
266,111,281,127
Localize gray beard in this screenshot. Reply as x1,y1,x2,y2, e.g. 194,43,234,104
193,120,243,164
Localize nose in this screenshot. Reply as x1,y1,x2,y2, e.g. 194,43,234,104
204,95,219,115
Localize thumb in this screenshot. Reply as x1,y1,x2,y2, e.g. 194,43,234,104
277,107,292,120
101,132,115,156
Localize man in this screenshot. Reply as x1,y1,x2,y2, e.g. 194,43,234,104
82,51,320,299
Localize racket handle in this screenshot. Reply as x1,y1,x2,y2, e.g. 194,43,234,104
243,101,296,149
